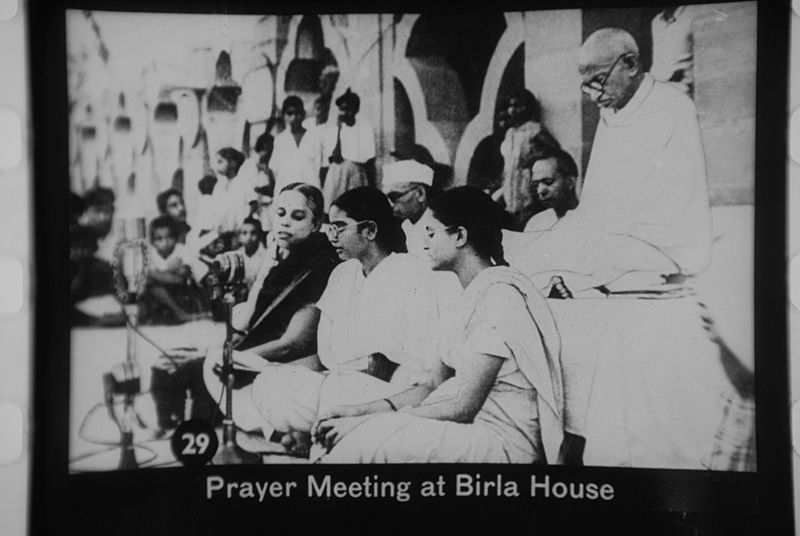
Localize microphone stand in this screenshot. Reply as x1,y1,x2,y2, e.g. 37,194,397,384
212,285,261,465
104,223,154,470
116,302,151,469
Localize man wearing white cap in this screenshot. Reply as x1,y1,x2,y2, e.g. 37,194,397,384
382,159,434,258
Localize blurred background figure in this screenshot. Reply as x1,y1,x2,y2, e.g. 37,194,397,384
651,5,698,97
317,88,375,212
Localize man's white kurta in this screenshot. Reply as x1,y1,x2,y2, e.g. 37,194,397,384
504,74,712,291
578,73,711,274
401,208,432,259
268,130,319,193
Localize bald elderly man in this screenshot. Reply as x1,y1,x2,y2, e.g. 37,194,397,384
505,27,712,294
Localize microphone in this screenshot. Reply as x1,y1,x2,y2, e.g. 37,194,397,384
205,249,247,303
112,216,149,303
106,216,152,469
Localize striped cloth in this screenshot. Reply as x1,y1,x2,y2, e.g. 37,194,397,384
703,386,756,472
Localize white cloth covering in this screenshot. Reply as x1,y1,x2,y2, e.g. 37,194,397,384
383,160,433,188
499,120,541,215
523,208,560,232
651,6,700,95
148,242,209,284
401,207,432,259
237,157,271,192
321,266,564,464
315,120,375,165
239,242,268,291
548,295,726,469
314,120,376,210
242,253,459,437
315,254,451,380
209,172,258,233
503,75,712,292
268,130,319,193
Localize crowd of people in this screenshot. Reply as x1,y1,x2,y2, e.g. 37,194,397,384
68,27,753,469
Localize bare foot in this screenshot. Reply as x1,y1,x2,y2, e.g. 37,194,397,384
280,431,311,458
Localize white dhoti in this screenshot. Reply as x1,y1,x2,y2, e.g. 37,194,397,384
321,412,514,464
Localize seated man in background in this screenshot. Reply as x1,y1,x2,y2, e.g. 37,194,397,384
382,159,435,258
139,215,209,324
504,27,711,295
79,186,116,262
70,224,123,327
523,148,580,232
71,189,125,325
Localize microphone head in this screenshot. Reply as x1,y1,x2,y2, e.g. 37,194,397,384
121,216,146,241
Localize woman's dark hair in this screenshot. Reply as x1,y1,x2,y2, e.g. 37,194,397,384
216,147,246,174
331,187,407,254
506,88,541,124
430,186,508,266
279,182,325,227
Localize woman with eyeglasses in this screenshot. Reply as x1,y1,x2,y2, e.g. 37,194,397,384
313,186,571,464
197,183,340,435
246,186,456,456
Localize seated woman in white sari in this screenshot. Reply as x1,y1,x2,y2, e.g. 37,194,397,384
313,186,569,464
247,187,455,455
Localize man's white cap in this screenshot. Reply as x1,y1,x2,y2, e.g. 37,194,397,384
382,160,434,188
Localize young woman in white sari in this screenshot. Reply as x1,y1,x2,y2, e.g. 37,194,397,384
313,186,568,463
247,187,456,456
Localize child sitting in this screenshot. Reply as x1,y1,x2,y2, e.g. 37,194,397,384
139,215,210,324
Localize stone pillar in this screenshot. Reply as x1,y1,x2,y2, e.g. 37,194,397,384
522,9,583,175
693,2,756,206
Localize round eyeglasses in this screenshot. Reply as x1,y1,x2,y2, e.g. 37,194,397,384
324,220,371,240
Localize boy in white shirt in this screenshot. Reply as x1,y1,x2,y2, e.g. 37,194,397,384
269,96,318,193
140,215,210,324
236,217,267,291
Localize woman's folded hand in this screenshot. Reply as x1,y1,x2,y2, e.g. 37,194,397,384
313,415,370,452
311,405,361,440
